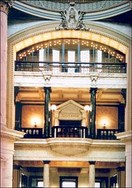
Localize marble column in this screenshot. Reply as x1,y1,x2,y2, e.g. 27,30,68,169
0,0,12,129
43,161,50,188
44,87,51,138
90,88,97,138
125,37,132,188
13,166,21,188
126,140,132,187
89,161,96,187
117,166,125,188
116,45,131,187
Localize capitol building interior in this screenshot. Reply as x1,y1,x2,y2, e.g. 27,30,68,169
0,0,132,187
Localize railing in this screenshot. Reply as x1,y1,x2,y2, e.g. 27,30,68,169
52,126,88,138
20,128,43,138
15,61,126,74
18,127,120,140
97,129,119,140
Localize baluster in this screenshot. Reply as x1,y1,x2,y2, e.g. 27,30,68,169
54,127,57,138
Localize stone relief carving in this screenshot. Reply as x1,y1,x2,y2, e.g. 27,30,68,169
56,2,89,31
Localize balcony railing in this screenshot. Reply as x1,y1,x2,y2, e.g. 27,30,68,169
96,129,119,140
15,61,126,74
18,126,120,140
20,128,43,138
52,126,88,138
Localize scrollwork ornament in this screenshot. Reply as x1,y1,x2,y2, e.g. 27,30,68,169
56,2,89,31
0,0,14,14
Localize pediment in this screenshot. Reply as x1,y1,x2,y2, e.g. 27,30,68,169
57,100,84,111
57,100,84,120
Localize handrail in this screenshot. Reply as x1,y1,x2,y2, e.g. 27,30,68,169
17,127,120,139
15,61,126,73
52,125,88,138
97,129,119,140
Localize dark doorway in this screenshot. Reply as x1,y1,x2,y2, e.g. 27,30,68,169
59,120,81,127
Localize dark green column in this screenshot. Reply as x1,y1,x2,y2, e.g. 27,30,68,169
14,86,22,130
90,88,97,138
44,87,51,138
118,89,126,132
15,102,22,130
118,104,125,132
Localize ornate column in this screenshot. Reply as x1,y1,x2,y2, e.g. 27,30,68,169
89,88,97,138
44,87,51,138
0,0,12,129
89,161,96,187
43,161,50,188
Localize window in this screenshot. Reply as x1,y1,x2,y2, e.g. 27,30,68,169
39,49,46,69
68,51,75,62
60,177,78,188
81,50,90,62
52,49,60,62
37,181,43,187
95,182,101,188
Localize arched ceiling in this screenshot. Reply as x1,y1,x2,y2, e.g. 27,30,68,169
13,30,128,55
13,0,131,20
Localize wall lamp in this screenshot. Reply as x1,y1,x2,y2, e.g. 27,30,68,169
50,104,57,111
84,105,92,112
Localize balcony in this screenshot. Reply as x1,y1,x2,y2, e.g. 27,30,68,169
17,126,120,140
15,61,126,74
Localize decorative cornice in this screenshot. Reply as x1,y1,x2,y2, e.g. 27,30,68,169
115,130,132,142
0,0,13,14
1,127,25,140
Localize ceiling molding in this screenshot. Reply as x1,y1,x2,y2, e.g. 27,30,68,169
13,1,131,21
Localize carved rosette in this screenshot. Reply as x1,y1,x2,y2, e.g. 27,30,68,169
0,0,13,14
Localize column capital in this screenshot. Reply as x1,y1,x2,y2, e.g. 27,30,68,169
89,161,96,165
43,160,50,165
117,166,125,171
90,87,97,93
0,0,13,14
44,87,51,93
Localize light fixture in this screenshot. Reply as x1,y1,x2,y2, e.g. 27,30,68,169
34,122,37,128
84,105,91,112
31,117,41,128
50,104,57,111
102,120,107,129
